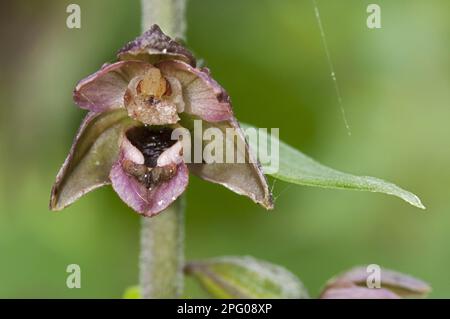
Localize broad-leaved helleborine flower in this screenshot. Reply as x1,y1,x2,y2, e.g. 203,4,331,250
50,25,273,216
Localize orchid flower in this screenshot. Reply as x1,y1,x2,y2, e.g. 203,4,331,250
50,25,273,217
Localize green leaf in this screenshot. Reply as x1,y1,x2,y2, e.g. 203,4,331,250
185,256,309,299
123,285,141,299
241,123,425,209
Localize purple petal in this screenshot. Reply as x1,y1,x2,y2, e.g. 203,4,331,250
110,138,189,216
117,24,196,66
50,109,131,210
326,266,431,297
157,60,233,122
321,285,401,299
73,60,153,112
187,118,273,209
321,266,431,299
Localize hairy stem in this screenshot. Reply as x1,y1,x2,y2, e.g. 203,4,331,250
139,0,187,299
140,198,185,298
141,0,186,39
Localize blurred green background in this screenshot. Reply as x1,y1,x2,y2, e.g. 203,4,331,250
0,0,448,298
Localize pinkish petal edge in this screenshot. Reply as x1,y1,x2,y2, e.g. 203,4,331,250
117,24,196,66
50,109,131,210
321,286,401,299
157,60,234,122
329,266,431,297
187,118,273,210
110,138,189,216
73,60,153,113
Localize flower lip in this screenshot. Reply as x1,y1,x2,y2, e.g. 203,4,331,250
110,128,189,216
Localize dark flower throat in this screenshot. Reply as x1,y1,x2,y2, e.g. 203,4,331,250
126,126,176,167
124,126,178,189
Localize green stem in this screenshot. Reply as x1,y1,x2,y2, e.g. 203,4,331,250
141,0,186,38
139,198,185,298
139,0,187,299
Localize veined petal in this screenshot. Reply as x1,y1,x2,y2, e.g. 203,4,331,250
110,131,188,216
117,24,196,66
50,109,134,211
183,115,273,209
185,256,309,299
73,60,153,112
157,60,233,122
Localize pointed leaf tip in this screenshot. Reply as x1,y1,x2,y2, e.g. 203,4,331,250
241,123,425,209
